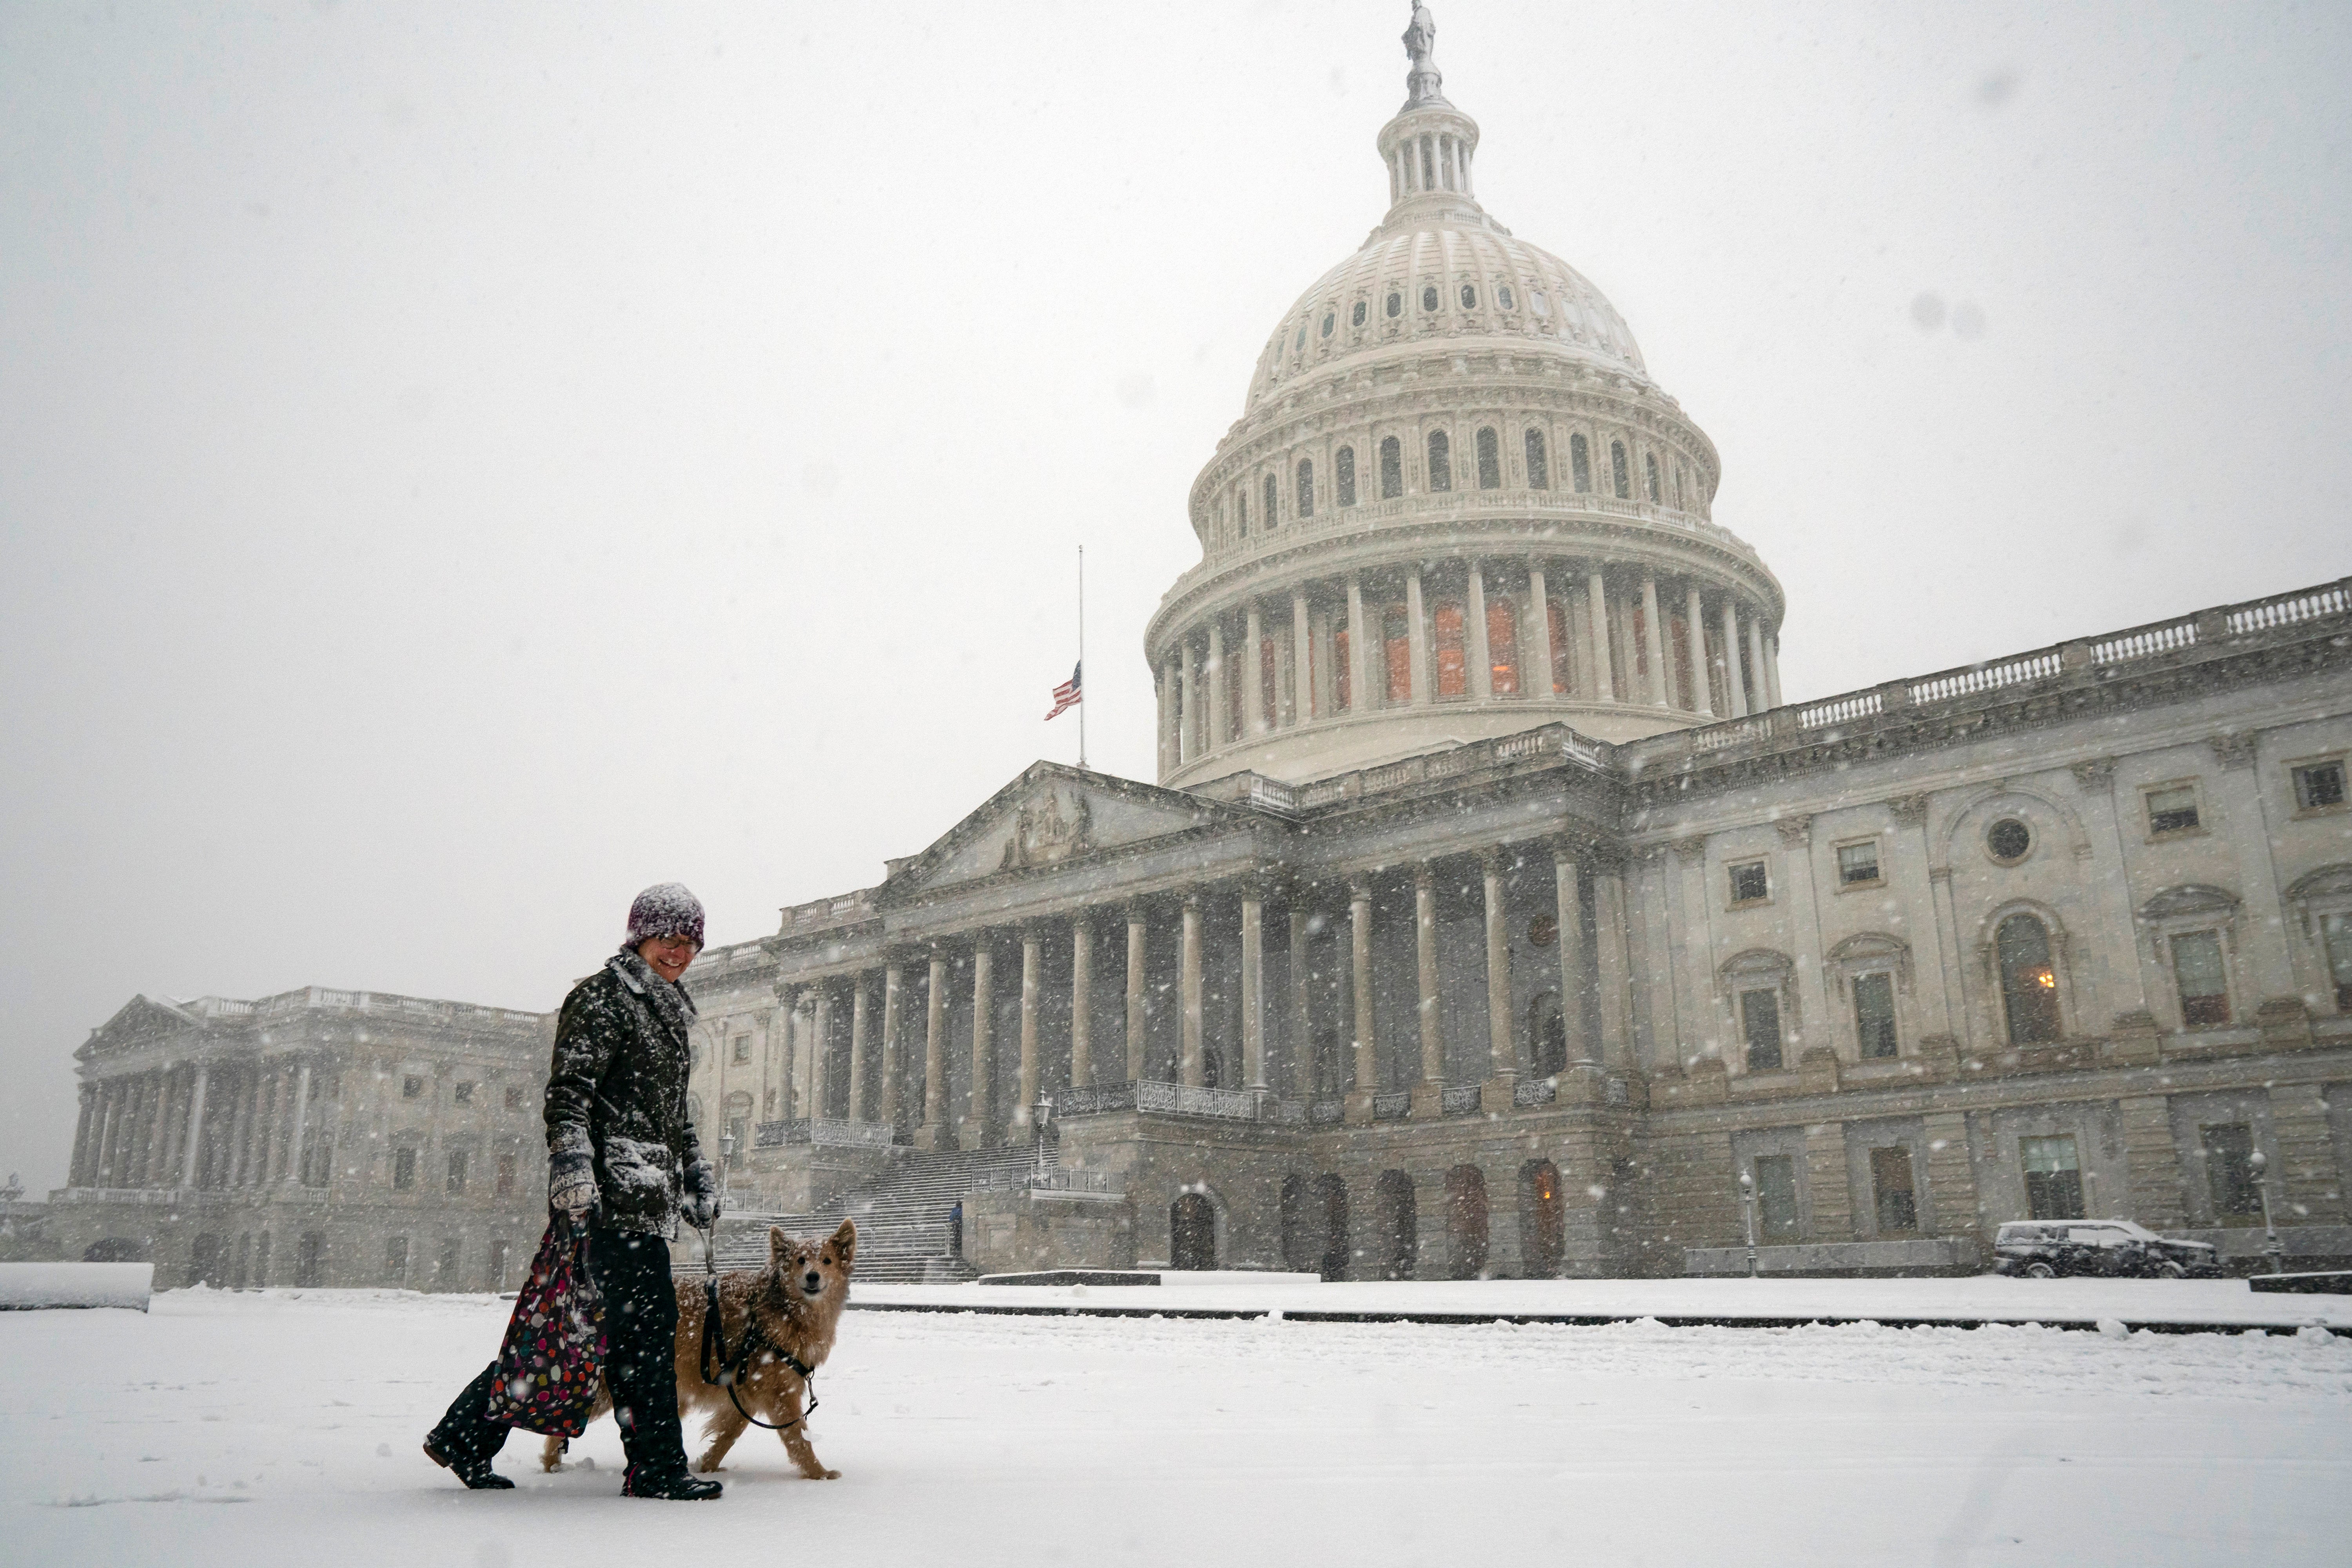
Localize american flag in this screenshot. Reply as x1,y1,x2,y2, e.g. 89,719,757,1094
1045,661,1082,721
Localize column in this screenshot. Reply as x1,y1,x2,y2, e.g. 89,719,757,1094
1763,631,1784,710
1346,877,1378,1121
1405,568,1430,704
1125,910,1149,1081
1015,927,1043,1130
285,1062,312,1187
2207,735,2298,1002
1207,620,1229,749
1290,589,1314,725
1071,916,1094,1089
91,1082,118,1185
1411,863,1445,1116
1719,597,1748,718
881,962,906,1132
1346,573,1369,711
848,973,871,1123
1746,614,1771,713
1157,662,1174,776
964,940,994,1146
1467,563,1494,701
1586,570,1615,702
1527,560,1555,699
69,1088,95,1187
1777,818,1830,1055
811,985,837,1119
1241,883,1267,1096
1244,602,1267,737
1593,858,1636,1071
179,1064,210,1189
1685,584,1714,717
1641,575,1670,706
1180,893,1205,1088
1552,843,1595,1067
1178,642,1198,763
226,1069,256,1187
1288,906,1316,1100
1481,848,1518,1109
922,950,949,1148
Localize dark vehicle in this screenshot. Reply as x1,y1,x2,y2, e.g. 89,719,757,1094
1993,1220,2222,1279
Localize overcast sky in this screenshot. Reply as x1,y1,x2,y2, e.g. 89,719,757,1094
4,1,2347,1189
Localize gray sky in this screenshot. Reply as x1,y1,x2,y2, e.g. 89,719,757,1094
4,1,2347,1189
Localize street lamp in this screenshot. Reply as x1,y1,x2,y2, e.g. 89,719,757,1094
2248,1149,2285,1275
1739,1168,1759,1279
1032,1091,1054,1186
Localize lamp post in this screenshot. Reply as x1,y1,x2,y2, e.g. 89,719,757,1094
718,1127,737,1216
1739,1168,1759,1279
2248,1149,2285,1275
1032,1091,1054,1187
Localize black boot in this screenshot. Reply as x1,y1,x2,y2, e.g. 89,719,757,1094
423,1434,515,1490
622,1463,722,1501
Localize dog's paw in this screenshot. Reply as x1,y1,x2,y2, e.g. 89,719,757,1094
821,1468,841,1480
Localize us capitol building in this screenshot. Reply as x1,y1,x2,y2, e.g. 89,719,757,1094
47,13,2352,1288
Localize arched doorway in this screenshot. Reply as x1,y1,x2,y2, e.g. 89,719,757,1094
1315,1174,1350,1280
1519,1159,1564,1278
1170,1192,1216,1271
1374,1170,1417,1281
1444,1165,1490,1279
1279,1174,1312,1271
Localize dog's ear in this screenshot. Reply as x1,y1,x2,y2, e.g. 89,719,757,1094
832,1218,857,1266
769,1225,789,1270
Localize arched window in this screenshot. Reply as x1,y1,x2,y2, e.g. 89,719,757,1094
1263,472,1279,529
1996,914,2063,1044
1295,323,1307,350
1382,604,1412,702
1525,429,1549,490
1497,284,1515,310
1487,596,1519,696
1320,312,1334,338
1459,283,1477,310
1611,441,1631,499
1379,436,1403,499
1352,299,1368,327
1645,451,1661,502
1386,290,1402,318
1296,459,1314,518
1570,433,1592,493
1422,285,1440,313
1426,430,1452,492
1475,426,1501,490
1336,445,1357,507
1434,600,1467,698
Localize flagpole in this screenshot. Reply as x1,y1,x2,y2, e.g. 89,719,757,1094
1077,545,1087,769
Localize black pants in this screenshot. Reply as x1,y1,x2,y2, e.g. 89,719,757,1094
430,1223,686,1476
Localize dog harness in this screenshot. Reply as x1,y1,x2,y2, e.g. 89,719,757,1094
697,1228,820,1434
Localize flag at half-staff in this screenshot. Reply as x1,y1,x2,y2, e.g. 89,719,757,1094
1046,661,1082,721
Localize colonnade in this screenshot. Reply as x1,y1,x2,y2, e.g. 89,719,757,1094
68,1057,319,1192
774,837,1631,1150
1158,557,1781,772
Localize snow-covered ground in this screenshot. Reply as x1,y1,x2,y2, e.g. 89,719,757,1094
4,1287,2348,1567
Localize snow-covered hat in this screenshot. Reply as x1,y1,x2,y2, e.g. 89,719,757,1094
624,882,705,951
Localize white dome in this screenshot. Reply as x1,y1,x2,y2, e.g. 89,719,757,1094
1247,223,1648,412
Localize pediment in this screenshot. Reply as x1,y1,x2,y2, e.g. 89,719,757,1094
76,995,200,1061
887,763,1243,897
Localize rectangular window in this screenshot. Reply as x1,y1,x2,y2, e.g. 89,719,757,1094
1728,861,1769,904
2145,784,2201,835
1836,841,1881,885
1853,971,1898,1058
453,1081,475,1106
494,1152,516,1198
2019,1134,2084,1221
402,1076,425,1100
1739,988,1784,1071
1752,1154,1799,1243
1869,1146,1918,1233
385,1236,408,1284
731,1035,751,1064
728,1117,750,1167
505,1085,526,1112
2172,930,2230,1026
436,1236,460,1285
392,1147,417,1191
2294,760,2347,811
2201,1123,2262,1217
445,1150,467,1195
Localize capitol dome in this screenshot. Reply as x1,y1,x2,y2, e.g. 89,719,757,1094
1146,7,1786,788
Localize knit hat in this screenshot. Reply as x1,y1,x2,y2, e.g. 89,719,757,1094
624,882,705,951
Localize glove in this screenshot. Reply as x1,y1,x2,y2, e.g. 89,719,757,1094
682,1157,720,1230
550,1155,599,1218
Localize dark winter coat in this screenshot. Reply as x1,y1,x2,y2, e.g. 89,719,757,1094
543,951,718,1239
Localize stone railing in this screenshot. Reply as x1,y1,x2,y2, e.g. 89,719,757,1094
1136,1080,1258,1120
753,1117,895,1150
1059,1082,1138,1117
181,989,545,1028
1512,1076,1559,1108
1308,1096,1346,1124
1440,1083,1485,1116
1371,1091,1412,1121
1234,723,1609,817
1633,575,2352,772
970,1167,1118,1196
776,889,880,935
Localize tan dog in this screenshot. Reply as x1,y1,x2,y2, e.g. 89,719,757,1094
542,1219,855,1479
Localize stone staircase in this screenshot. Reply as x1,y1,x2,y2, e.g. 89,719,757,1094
692,1140,1056,1283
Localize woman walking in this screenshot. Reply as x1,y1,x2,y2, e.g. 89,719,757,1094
423,883,723,1499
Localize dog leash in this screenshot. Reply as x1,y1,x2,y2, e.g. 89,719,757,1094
695,1221,819,1434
